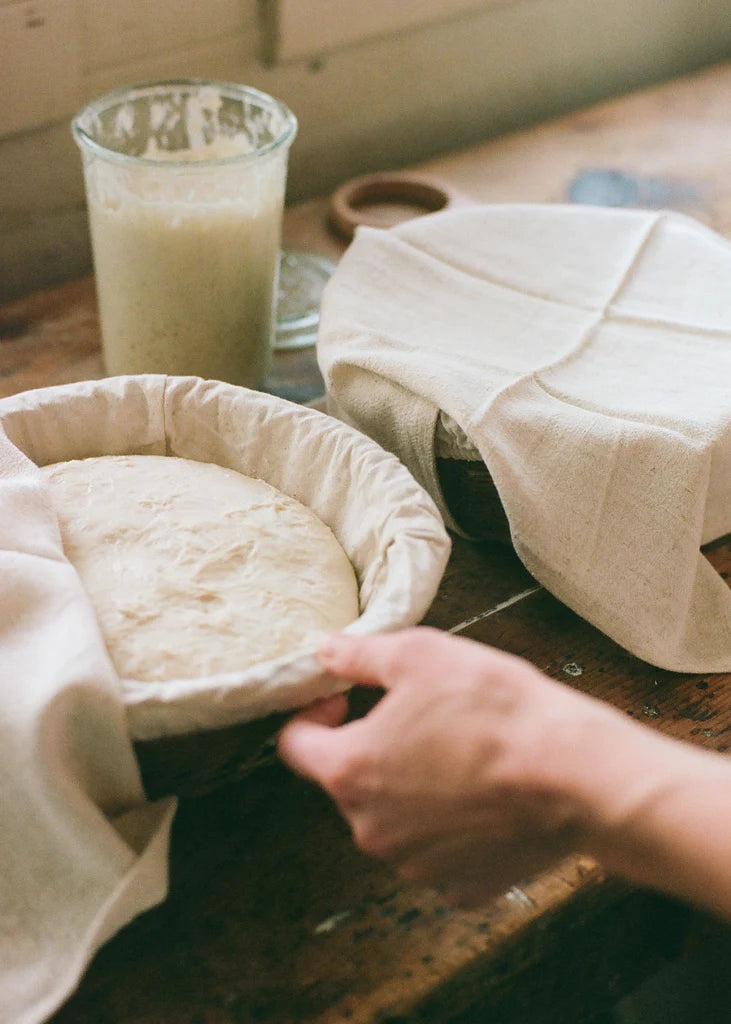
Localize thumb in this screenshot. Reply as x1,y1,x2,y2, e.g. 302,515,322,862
277,694,348,783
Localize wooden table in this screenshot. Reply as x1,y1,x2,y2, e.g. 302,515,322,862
2,61,730,1024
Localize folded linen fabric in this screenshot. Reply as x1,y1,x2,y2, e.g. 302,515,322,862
318,204,731,672
0,427,176,1024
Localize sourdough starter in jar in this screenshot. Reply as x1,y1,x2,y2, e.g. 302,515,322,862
73,81,297,388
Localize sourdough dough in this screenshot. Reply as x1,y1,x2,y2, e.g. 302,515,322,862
41,455,360,682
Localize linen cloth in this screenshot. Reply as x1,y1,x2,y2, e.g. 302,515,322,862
0,429,176,1024
0,374,449,1021
318,204,731,672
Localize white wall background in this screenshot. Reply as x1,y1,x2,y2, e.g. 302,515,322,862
1,0,730,302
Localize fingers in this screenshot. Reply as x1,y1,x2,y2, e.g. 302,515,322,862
277,718,339,784
296,692,349,728
316,631,398,688
277,694,349,783
317,627,462,691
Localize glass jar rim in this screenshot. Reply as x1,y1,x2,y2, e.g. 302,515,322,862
71,78,298,168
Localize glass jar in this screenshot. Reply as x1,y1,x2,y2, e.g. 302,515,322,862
73,80,297,388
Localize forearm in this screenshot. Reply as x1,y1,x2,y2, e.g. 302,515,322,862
580,732,731,919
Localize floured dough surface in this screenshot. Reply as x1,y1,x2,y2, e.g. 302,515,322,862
41,455,360,682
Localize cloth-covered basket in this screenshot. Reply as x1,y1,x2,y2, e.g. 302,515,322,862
0,374,450,753
318,204,731,673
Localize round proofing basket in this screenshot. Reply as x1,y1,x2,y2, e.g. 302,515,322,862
0,376,450,791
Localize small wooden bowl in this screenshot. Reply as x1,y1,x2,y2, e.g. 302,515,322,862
329,171,461,241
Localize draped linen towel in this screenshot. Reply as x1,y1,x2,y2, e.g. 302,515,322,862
0,427,176,1024
318,204,731,672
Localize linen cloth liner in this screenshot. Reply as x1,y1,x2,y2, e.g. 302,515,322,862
0,374,450,1022
318,204,731,673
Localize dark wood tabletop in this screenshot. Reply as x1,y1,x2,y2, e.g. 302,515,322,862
2,60,730,1024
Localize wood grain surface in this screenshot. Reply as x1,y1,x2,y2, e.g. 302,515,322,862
1,60,729,1024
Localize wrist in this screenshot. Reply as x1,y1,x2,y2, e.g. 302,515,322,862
569,721,731,917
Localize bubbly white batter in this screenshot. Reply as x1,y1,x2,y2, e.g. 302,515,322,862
42,455,360,682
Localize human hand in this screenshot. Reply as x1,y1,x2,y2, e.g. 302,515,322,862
277,628,631,905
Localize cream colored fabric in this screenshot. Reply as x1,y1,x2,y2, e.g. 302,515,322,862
0,375,449,1022
0,429,176,1024
318,204,731,673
